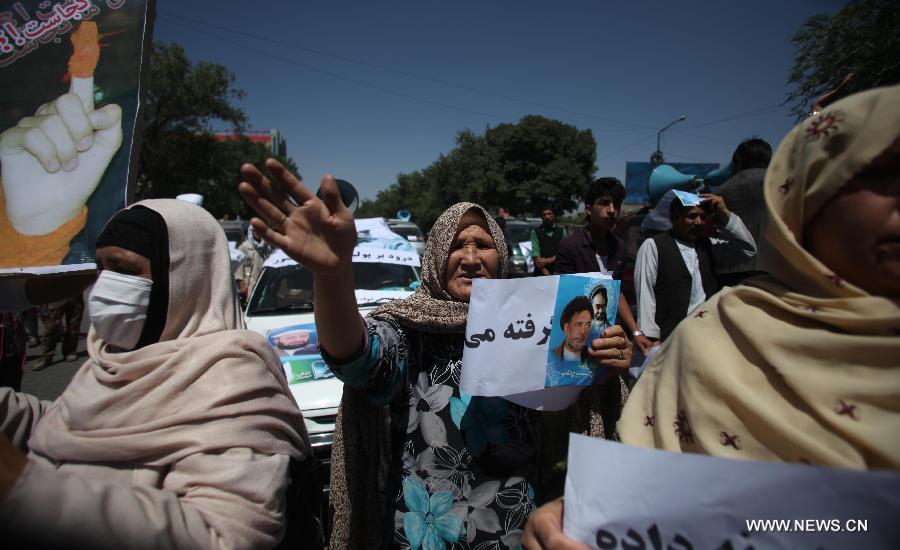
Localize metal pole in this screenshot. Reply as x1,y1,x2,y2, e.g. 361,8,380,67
652,115,687,165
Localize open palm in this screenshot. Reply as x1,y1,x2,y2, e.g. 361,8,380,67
238,159,357,273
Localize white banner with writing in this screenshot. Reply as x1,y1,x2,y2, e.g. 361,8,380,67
564,434,900,549
264,246,420,269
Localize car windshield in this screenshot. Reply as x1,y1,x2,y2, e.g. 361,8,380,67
506,223,537,245
389,225,424,240
247,262,421,315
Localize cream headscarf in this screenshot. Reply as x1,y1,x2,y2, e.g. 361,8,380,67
29,199,309,465
619,85,900,470
371,202,509,333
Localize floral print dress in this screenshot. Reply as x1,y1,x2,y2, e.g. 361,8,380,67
327,318,541,550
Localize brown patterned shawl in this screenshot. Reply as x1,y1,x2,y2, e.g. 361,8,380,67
370,202,509,333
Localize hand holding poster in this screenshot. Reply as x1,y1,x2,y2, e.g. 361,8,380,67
0,0,152,273
564,434,900,549
460,274,620,410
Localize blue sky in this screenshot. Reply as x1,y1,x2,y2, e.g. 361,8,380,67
153,1,846,200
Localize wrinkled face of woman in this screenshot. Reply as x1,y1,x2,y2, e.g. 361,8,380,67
444,212,499,302
805,139,900,301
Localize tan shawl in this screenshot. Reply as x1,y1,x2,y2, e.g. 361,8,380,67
619,85,900,470
29,199,308,465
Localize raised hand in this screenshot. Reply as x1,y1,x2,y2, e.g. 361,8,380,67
238,159,357,274
0,21,122,236
699,193,731,226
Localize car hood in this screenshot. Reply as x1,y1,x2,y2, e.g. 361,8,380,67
244,298,410,419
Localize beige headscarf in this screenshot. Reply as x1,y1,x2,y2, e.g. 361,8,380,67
29,199,309,465
371,202,508,333
619,85,900,470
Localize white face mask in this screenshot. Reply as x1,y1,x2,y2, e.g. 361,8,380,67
89,270,153,350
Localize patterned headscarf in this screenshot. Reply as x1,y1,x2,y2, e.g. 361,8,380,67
371,202,508,333
619,85,900,470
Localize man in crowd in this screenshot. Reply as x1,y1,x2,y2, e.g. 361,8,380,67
550,296,593,365
634,193,757,345
31,294,83,371
555,178,644,352
529,205,567,276
716,138,772,286
235,226,271,301
271,328,318,356
2,273,94,388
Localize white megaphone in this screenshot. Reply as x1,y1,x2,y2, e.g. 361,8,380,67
396,209,412,222
647,165,703,204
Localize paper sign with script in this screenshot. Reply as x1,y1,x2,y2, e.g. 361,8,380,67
671,189,702,206
460,275,619,410
564,434,900,549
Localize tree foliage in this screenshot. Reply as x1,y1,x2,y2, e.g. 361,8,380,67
786,0,900,119
136,42,296,218
356,115,596,232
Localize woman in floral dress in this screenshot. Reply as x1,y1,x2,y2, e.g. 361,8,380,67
237,162,634,549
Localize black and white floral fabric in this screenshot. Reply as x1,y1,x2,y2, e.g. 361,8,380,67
329,318,539,549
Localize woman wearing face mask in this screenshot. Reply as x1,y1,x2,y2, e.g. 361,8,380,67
238,161,633,549
522,85,900,549
0,199,309,549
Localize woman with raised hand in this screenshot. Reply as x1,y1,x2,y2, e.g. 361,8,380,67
238,160,633,549
523,84,900,549
0,199,309,549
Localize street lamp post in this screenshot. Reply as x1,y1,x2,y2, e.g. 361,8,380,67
651,115,687,166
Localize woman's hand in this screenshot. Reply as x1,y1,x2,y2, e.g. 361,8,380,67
238,159,357,274
586,325,632,370
0,433,27,500
523,497,589,550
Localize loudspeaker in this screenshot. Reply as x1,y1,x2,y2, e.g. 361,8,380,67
648,165,697,204
704,164,732,189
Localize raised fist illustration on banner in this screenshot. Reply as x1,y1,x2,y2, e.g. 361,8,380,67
0,21,122,237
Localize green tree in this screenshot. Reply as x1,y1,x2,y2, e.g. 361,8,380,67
360,115,596,232
786,0,900,119
137,42,295,217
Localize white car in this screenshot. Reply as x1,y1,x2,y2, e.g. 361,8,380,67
386,219,427,257
243,219,420,469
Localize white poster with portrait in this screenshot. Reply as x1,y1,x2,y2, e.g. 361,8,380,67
460,274,619,410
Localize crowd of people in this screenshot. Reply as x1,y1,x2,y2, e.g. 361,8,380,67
0,83,897,549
